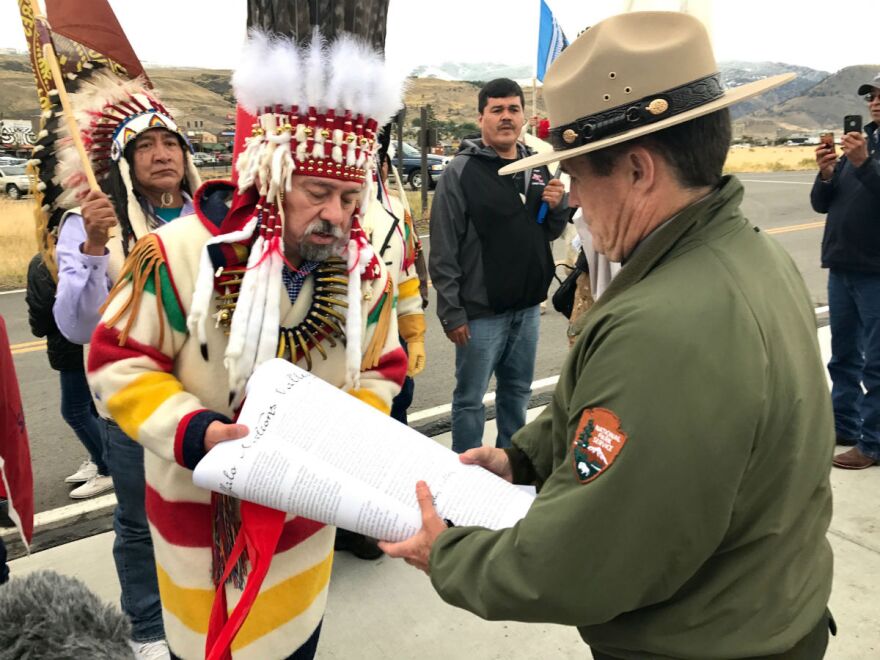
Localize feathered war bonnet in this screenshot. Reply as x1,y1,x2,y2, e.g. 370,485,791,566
50,69,199,243
187,30,407,403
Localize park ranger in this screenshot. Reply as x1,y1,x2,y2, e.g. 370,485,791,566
381,12,835,660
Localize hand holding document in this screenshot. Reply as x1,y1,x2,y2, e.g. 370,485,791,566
193,359,535,542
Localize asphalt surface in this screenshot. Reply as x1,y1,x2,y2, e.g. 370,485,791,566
1,170,828,514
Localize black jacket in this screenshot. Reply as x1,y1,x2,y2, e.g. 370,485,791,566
810,121,880,273
428,139,569,329
26,254,84,372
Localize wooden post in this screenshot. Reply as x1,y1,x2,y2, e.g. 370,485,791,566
420,106,428,220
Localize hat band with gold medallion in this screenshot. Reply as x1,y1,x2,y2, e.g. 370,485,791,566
550,73,724,151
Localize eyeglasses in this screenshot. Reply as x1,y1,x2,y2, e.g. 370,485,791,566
865,91,880,102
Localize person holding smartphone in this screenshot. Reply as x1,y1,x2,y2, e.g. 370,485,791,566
810,72,880,469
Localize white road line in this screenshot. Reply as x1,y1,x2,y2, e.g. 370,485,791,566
30,493,117,527
0,288,26,295
738,179,813,185
408,375,560,423
411,306,827,422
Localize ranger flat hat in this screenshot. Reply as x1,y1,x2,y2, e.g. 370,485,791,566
857,73,880,95
501,11,795,175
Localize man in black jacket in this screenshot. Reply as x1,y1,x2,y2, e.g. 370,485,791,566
810,73,880,469
25,254,112,497
429,78,568,453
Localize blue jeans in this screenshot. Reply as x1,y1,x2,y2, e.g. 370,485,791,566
391,336,414,425
451,306,541,453
102,419,165,642
827,269,880,459
59,369,108,475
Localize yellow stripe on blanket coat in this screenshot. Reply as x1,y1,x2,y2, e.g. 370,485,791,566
398,277,421,300
156,562,215,634
232,551,333,650
154,550,333,648
347,387,390,415
107,371,185,438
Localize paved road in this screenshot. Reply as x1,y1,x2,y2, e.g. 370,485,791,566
1,170,828,513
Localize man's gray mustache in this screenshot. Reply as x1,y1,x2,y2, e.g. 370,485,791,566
304,220,345,239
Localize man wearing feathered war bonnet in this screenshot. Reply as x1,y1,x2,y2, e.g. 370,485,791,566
87,30,408,659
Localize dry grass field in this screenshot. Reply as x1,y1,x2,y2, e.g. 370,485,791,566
0,146,821,288
723,145,817,174
0,197,37,289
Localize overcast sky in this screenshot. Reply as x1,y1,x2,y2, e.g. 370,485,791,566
1,0,877,75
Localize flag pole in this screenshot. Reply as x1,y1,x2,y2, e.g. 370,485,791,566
27,0,100,192
531,77,538,135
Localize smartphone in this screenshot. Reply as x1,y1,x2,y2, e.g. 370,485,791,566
844,115,863,135
820,132,835,152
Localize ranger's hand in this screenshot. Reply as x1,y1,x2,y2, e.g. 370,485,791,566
841,131,869,168
459,446,513,482
81,190,119,256
445,323,470,346
204,421,249,453
542,178,565,209
378,481,447,573
814,144,837,181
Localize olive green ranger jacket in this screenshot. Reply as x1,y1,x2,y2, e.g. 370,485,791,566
429,176,834,659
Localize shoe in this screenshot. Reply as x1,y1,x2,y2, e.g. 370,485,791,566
836,436,859,446
128,639,170,660
334,529,384,560
69,474,114,499
65,459,98,484
832,447,879,470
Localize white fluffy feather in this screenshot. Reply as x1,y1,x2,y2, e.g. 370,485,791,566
233,30,406,127
232,30,276,114
303,28,327,111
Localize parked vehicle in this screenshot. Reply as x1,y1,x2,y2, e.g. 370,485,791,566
0,165,32,199
0,156,27,167
193,152,218,166
391,142,447,190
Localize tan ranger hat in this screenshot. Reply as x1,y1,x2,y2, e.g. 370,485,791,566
501,11,795,175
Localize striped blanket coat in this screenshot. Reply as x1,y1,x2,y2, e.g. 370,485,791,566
87,187,406,659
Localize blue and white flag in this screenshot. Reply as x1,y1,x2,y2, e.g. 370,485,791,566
536,0,569,82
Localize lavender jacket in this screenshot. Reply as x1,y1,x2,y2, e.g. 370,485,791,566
53,198,194,344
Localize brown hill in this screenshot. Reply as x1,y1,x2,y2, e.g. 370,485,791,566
735,64,880,138
3,51,875,144
0,53,544,138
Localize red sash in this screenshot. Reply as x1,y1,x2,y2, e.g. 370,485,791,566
204,501,285,660
0,315,34,547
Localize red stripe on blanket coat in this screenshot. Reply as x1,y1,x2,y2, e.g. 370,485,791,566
88,324,174,374
374,346,408,387
146,482,326,554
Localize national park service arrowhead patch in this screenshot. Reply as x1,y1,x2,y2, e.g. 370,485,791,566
572,408,627,483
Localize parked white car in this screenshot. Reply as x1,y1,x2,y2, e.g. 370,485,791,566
0,156,26,167
0,165,32,199
193,152,218,166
